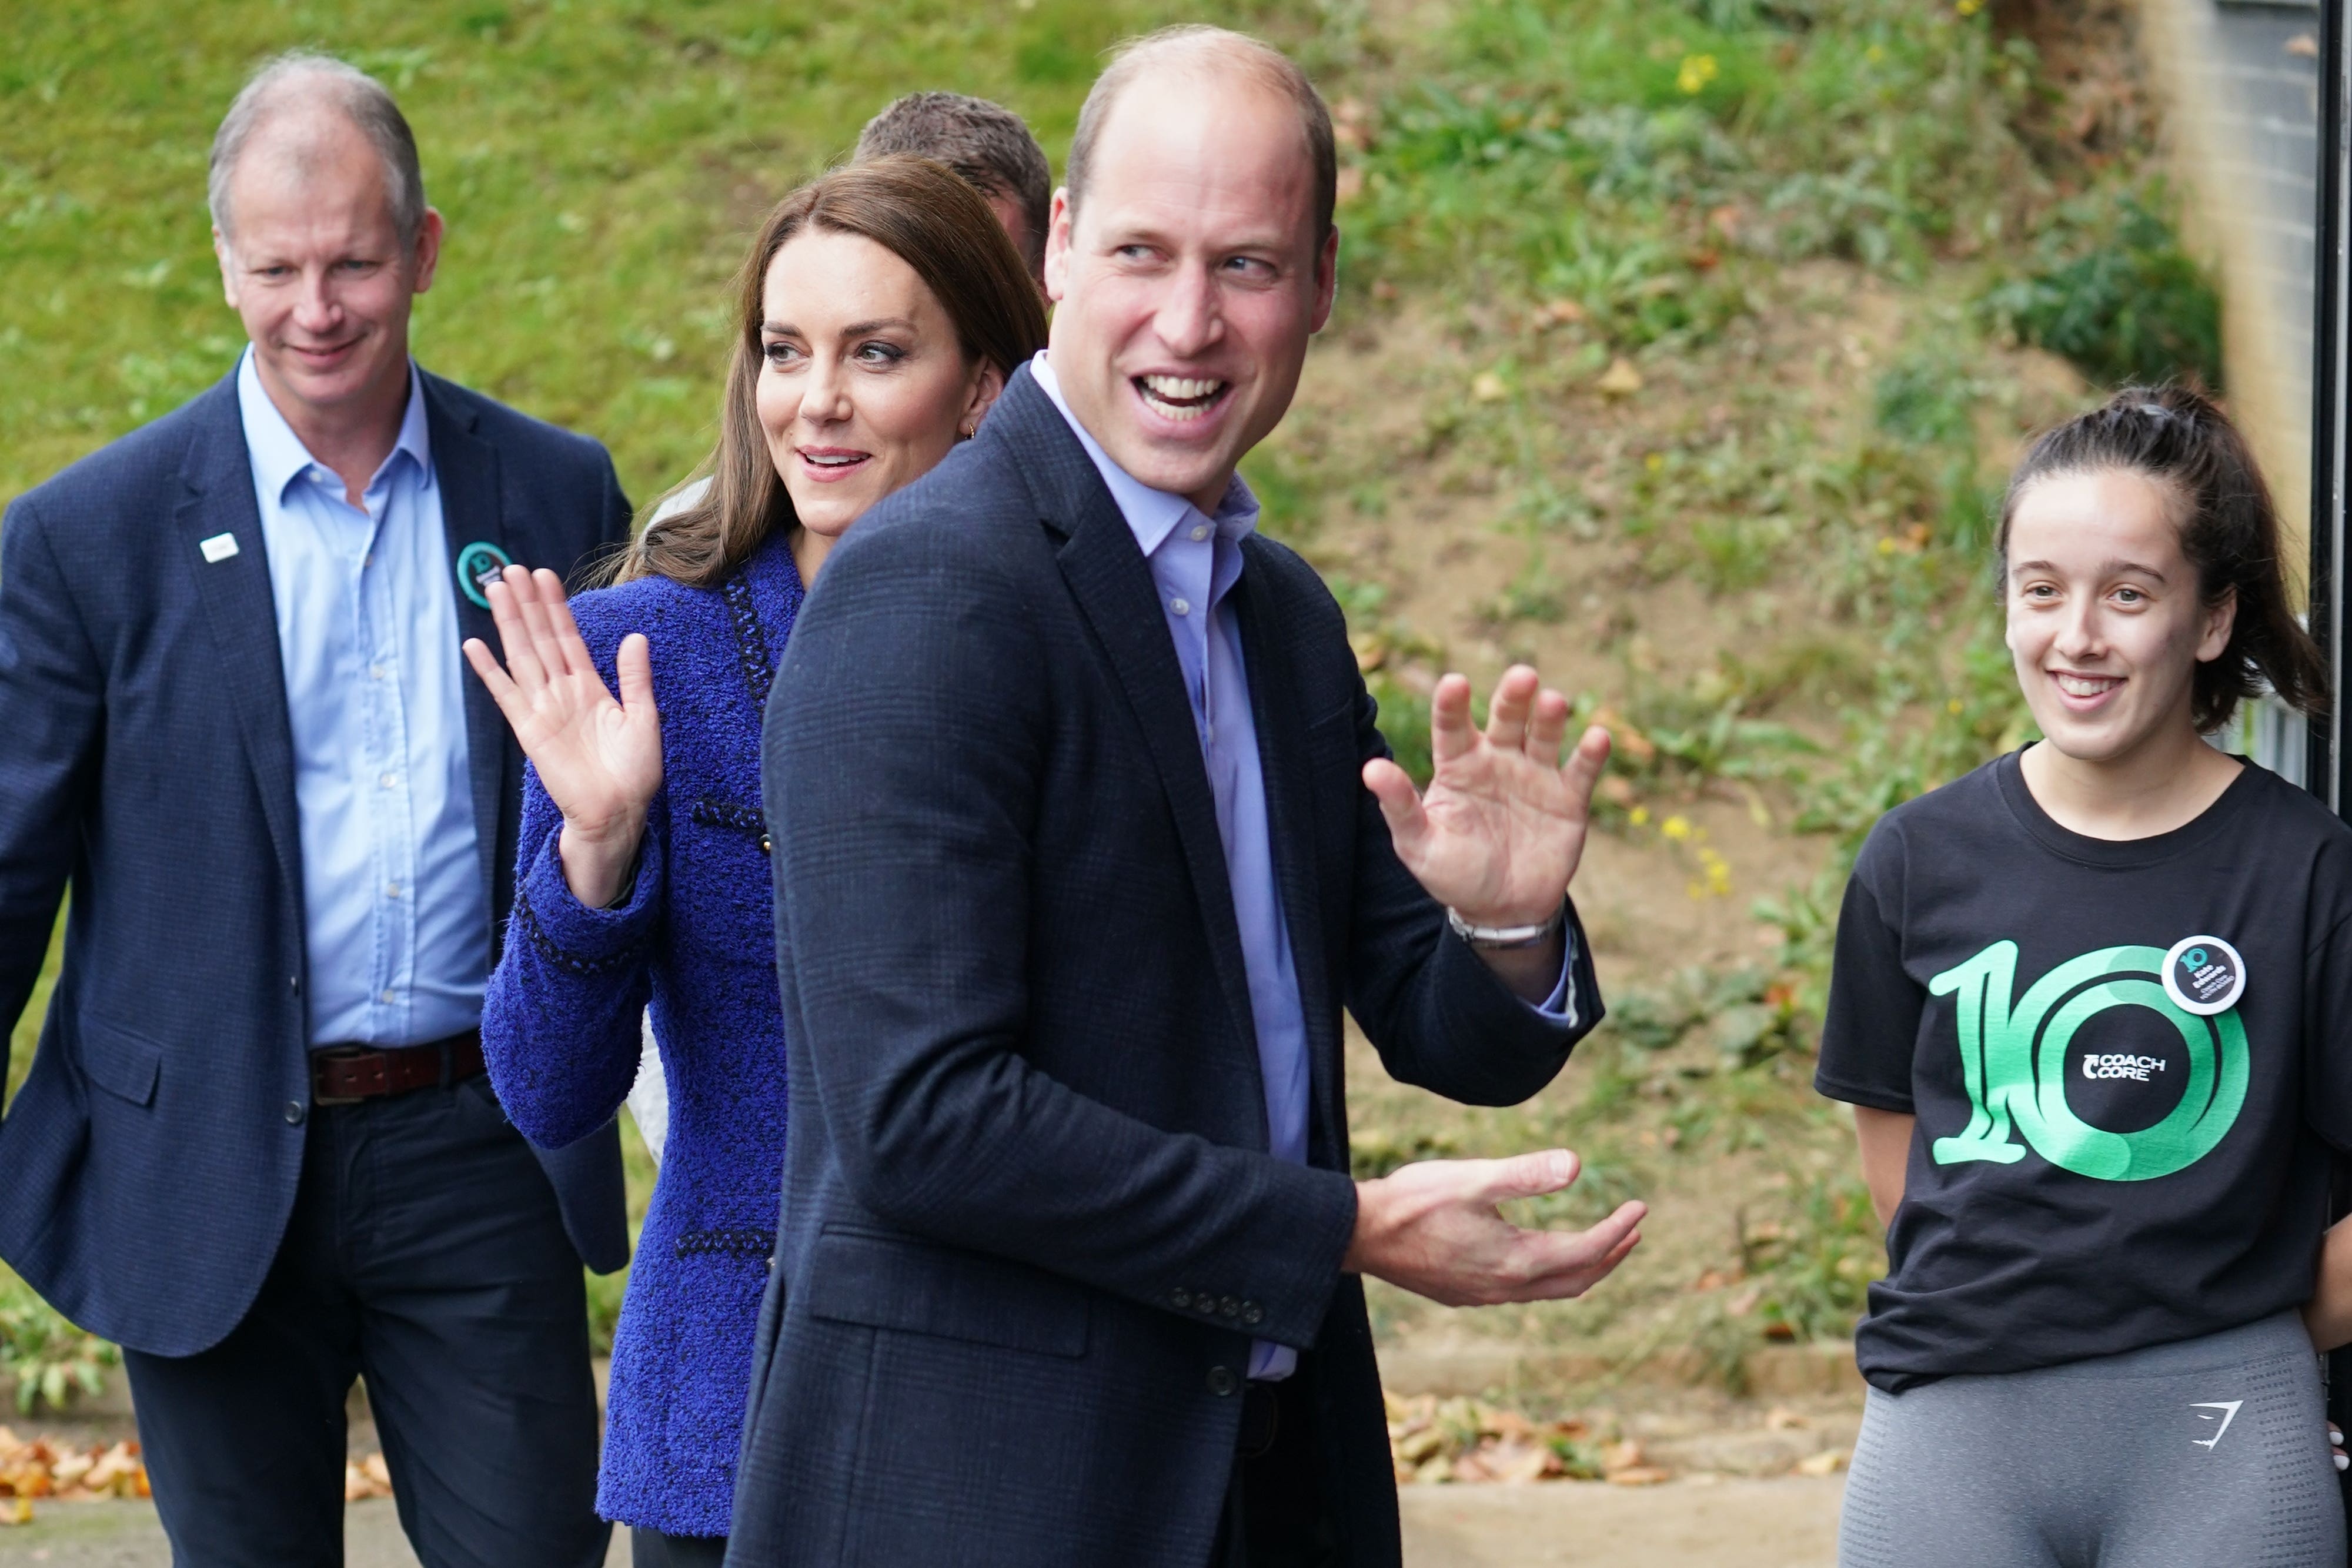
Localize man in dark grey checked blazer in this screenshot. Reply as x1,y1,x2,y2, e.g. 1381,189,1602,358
735,26,1647,1568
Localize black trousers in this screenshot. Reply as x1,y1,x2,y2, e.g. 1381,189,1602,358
122,1075,607,1568
1211,1377,1343,1568
633,1528,727,1566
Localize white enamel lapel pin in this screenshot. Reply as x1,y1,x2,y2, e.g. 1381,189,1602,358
199,532,240,564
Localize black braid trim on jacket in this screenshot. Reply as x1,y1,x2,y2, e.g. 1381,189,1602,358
674,1227,776,1261
689,798,767,835
720,571,774,716
514,890,649,977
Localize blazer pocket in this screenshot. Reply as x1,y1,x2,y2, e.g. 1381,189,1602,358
804,1225,1089,1359
76,1013,163,1107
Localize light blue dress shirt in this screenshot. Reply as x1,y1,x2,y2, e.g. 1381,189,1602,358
1033,354,1576,1379
236,349,487,1048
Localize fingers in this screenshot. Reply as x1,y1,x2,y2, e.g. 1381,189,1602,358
542,574,602,683
483,575,549,692
1528,687,1571,761
1362,758,1429,856
1559,724,1612,807
512,567,581,683
1504,1199,1649,1300
1482,665,1539,754
1473,1147,1583,1205
460,637,520,708
1429,674,1476,767
615,633,656,717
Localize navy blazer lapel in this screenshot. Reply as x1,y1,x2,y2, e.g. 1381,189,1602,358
176,377,305,910
1233,553,1344,1147
422,373,513,922
997,371,1264,1069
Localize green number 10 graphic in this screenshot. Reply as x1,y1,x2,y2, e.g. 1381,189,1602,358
1928,942,2247,1181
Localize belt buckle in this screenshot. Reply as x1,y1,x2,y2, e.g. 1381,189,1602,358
310,1047,372,1107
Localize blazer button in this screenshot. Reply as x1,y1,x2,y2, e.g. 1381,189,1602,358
1207,1366,1239,1398
1172,1289,1192,1309
1242,1303,1264,1326
285,1101,306,1125
1221,1297,1240,1318
760,834,772,855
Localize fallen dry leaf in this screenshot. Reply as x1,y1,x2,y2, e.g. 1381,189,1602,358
1765,1406,1808,1431
0,1496,30,1526
1606,1466,1673,1486
1472,371,1508,403
1796,1448,1850,1476
1596,357,1643,397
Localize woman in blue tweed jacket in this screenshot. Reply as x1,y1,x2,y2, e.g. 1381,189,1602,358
463,159,1047,1567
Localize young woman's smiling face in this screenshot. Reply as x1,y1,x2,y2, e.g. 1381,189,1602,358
755,227,1001,557
2004,466,2236,766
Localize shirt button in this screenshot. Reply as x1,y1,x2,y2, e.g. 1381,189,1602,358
1190,524,1210,542
370,666,386,680
1170,598,1191,617
379,772,397,789
1207,1366,1239,1398
285,1101,306,1125
380,988,396,1004
385,882,401,899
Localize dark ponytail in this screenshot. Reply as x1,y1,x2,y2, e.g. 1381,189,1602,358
1994,383,2329,733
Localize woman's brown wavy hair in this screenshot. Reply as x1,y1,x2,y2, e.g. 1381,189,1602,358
609,155,1048,587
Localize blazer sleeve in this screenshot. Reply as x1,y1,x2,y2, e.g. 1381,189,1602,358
765,521,1358,1352
480,753,663,1149
0,496,100,1091
1339,677,1601,1106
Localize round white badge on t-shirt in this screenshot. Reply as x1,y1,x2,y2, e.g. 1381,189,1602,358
2162,935,2246,1017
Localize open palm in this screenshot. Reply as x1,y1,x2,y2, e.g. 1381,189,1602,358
461,565,662,904
1362,666,1609,927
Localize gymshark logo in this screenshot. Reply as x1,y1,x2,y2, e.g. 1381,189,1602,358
2190,1400,2243,1449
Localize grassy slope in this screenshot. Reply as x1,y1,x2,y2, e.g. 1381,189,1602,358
3,0,2196,1395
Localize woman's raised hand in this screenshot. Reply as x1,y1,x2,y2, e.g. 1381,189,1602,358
462,565,662,910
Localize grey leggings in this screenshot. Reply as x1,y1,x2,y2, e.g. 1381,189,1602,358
1839,1310,2346,1567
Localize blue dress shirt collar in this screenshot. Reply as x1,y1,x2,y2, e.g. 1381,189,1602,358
238,349,432,505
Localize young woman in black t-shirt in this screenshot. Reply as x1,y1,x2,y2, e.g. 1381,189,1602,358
1817,386,2348,1566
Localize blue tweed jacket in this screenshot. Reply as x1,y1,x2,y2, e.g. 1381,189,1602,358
482,530,802,1536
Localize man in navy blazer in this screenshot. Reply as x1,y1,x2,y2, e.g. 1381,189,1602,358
0,54,625,1567
737,27,1645,1568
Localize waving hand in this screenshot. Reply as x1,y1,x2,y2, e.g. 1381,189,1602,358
460,565,661,908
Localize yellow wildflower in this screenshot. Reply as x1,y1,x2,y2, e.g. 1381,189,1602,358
1677,54,1719,95
1662,814,1692,841
1629,805,1651,827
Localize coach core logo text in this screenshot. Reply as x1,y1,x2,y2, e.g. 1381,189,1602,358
1928,941,2247,1181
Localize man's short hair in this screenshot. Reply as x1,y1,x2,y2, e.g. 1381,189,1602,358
856,93,1050,274
209,52,427,250
1065,26,1336,244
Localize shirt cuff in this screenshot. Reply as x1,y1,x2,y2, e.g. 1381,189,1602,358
1526,924,1580,1028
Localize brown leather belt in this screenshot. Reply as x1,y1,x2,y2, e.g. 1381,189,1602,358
310,1030,486,1105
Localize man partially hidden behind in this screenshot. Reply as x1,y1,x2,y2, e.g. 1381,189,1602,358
734,26,1644,1568
0,54,628,1567
855,90,1051,287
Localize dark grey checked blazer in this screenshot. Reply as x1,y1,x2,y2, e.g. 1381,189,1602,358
733,365,1602,1567
0,369,632,1358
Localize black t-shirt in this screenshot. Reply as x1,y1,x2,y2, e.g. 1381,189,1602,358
1816,750,2352,1392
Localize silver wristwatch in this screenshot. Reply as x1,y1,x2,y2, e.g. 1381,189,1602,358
1445,901,1565,951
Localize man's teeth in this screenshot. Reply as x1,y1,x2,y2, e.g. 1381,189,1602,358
2056,674,2120,697
1139,375,1226,421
